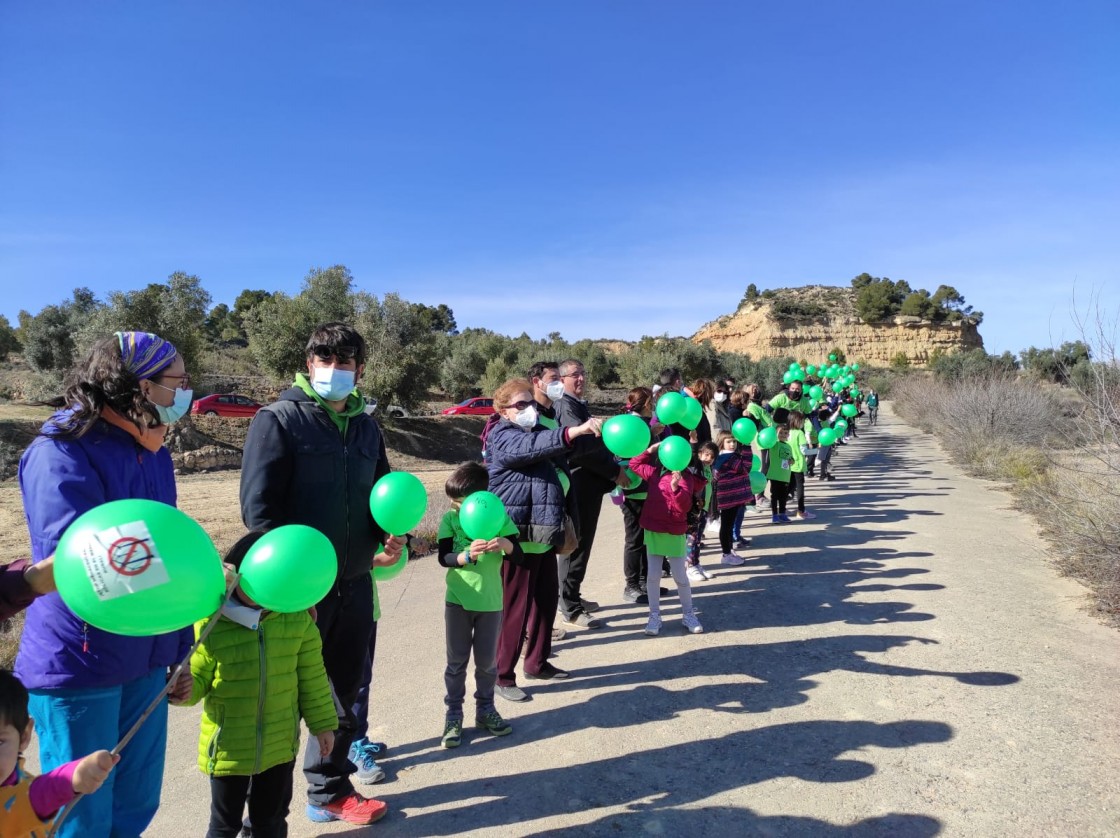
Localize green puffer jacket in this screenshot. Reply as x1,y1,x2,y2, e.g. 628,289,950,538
185,608,338,777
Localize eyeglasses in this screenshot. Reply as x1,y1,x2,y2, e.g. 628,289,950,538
157,373,191,388
311,345,358,363
505,400,535,410
561,371,586,380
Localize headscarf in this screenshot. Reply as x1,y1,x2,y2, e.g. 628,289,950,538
115,331,178,380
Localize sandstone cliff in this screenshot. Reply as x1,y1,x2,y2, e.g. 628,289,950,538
692,285,983,366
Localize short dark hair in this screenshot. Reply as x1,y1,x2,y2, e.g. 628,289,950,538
445,461,489,500
659,367,680,387
0,669,29,732
527,360,559,383
306,322,367,368
221,531,268,572
697,441,720,459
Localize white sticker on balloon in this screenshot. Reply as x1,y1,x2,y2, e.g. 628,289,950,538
81,520,171,601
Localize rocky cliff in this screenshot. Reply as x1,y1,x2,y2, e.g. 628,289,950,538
692,285,983,366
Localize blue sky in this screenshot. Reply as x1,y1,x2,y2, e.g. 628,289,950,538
2,2,1117,355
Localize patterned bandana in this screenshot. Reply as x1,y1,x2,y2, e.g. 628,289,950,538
115,331,178,380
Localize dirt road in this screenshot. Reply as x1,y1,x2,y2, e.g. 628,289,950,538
13,406,1120,835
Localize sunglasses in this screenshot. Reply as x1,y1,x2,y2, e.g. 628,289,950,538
505,400,535,410
311,345,358,363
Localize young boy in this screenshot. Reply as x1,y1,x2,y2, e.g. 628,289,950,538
1,669,117,838
437,462,523,748
767,426,794,523
685,442,719,580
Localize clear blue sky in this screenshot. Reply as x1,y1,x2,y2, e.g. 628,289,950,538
2,2,1117,355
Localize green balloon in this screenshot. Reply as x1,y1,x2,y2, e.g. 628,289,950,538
806,364,817,376
850,389,861,399
752,454,762,471
732,418,757,445
757,427,778,449
818,428,837,446
829,353,837,362
842,404,858,418
369,472,429,536
809,385,824,401
749,471,768,495
459,491,508,541
852,363,860,372
373,545,409,582
789,361,801,372
835,419,849,433
240,525,337,612
655,391,687,425
792,369,806,382
602,414,651,459
680,397,703,430
658,436,693,471
783,371,794,385
53,499,225,636
623,468,642,490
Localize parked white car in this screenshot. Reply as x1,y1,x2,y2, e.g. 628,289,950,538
363,397,409,419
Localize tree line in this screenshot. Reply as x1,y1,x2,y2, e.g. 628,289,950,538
0,267,1094,409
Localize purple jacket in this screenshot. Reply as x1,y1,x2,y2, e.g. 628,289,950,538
14,414,190,691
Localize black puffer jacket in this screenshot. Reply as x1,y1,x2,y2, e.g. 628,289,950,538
240,388,391,583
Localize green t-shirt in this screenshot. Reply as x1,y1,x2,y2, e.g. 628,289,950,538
766,441,793,482
768,392,813,416
746,402,773,428
438,509,518,612
787,428,808,473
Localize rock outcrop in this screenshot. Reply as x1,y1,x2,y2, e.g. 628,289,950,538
692,285,983,366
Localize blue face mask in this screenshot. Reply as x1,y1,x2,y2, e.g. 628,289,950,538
150,383,193,424
311,367,356,402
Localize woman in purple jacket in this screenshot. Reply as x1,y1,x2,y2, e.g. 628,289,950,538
15,332,194,837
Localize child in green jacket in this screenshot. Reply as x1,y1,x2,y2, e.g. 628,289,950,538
179,532,339,837
787,411,816,520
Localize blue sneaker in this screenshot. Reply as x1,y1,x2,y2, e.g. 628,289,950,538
348,737,386,784
778,514,793,523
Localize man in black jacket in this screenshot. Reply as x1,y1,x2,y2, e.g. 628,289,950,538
240,322,404,827
554,358,629,629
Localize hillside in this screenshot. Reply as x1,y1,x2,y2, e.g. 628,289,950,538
692,285,983,366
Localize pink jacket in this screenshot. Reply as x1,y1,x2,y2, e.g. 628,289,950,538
628,449,705,536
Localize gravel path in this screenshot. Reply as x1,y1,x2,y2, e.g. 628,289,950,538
141,404,1120,836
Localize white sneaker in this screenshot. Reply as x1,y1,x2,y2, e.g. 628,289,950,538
687,565,707,582
644,614,662,636
682,612,704,634
720,552,745,566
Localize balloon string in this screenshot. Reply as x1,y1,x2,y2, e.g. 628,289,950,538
48,576,239,837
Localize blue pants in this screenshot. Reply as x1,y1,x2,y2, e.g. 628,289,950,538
28,667,168,838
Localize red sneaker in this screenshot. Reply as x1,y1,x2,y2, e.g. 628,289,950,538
306,792,388,825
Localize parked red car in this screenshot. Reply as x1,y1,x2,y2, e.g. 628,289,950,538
191,394,263,418
441,397,495,416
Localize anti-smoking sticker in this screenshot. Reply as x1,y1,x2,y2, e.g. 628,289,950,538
81,520,171,600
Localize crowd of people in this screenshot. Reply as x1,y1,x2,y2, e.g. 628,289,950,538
0,322,874,837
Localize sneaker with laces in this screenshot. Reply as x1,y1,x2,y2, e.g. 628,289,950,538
563,611,601,629
778,514,792,523
735,538,751,549
441,718,462,749
622,585,648,603
475,709,513,736
307,792,388,825
720,552,745,566
551,627,567,641
797,511,816,520
771,515,781,523
682,612,704,634
686,565,706,582
580,598,600,613
348,738,386,784
644,614,662,636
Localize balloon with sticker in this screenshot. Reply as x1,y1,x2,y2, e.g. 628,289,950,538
53,499,226,636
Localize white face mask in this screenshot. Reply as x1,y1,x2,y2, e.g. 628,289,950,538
545,380,566,401
311,367,355,401
714,392,727,403
513,405,538,429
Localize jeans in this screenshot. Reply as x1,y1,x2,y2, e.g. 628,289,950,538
28,667,168,838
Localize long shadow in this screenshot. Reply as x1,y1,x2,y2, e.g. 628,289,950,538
382,719,954,835
526,806,942,838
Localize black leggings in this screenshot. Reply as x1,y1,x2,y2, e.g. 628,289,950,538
719,506,740,553
769,480,790,515
789,471,805,513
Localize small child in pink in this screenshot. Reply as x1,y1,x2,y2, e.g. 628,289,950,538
0,669,117,838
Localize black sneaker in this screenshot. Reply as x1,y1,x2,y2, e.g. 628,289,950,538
524,662,570,680
622,586,648,603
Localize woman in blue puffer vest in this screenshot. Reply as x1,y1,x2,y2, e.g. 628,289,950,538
15,332,196,837
483,378,601,702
